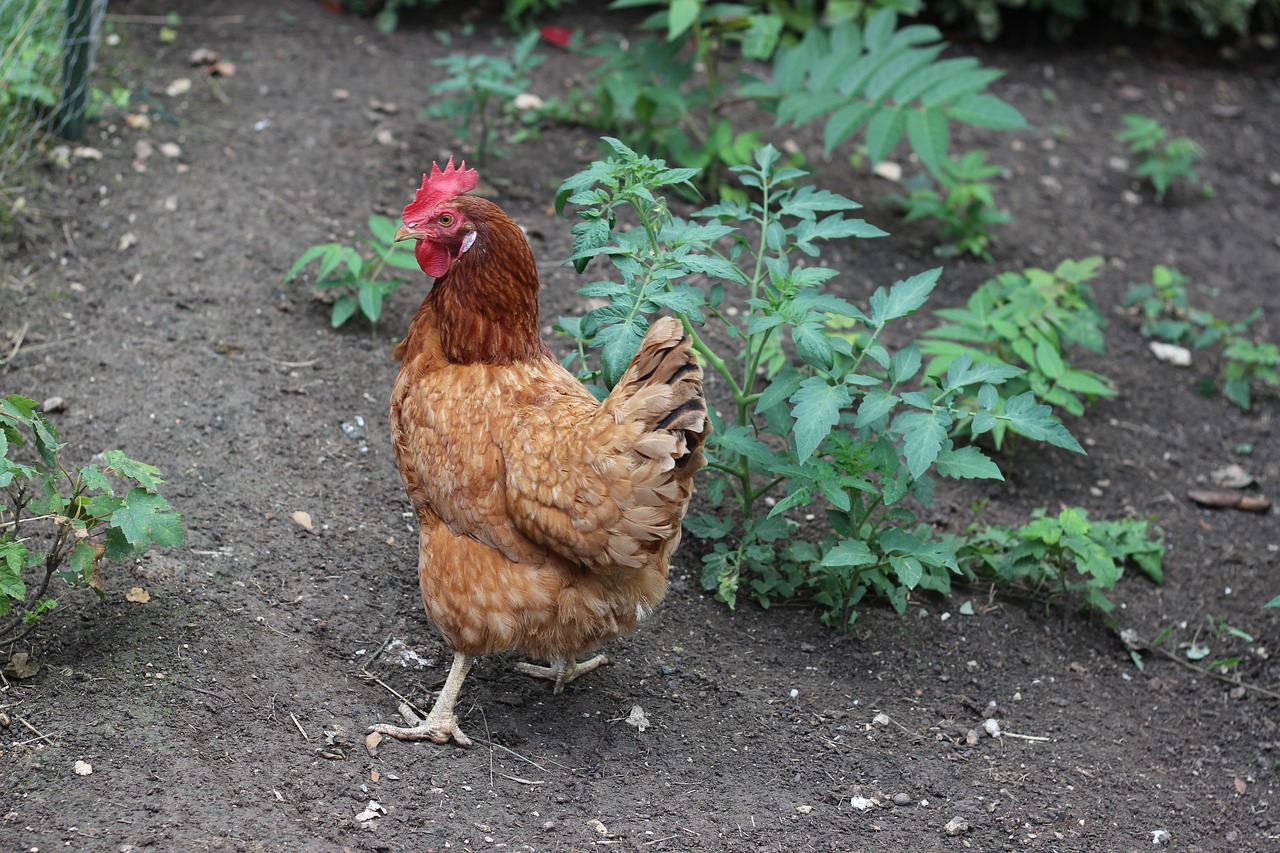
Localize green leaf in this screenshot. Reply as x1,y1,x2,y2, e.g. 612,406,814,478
358,281,384,324
110,488,185,551
1001,393,1084,454
101,450,165,490
368,215,399,245
715,426,778,471
905,107,949,179
757,367,803,413
854,389,898,429
947,93,1028,130
896,409,949,479
822,538,876,568
889,554,923,589
793,323,834,372
668,0,700,40
331,294,358,328
283,243,331,282
791,377,851,463
869,268,940,327
822,101,875,155
865,106,907,164
934,445,1003,480
683,514,734,539
1035,339,1065,380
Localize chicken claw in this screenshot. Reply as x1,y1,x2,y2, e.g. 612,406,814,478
369,651,474,747
514,654,610,694
370,701,471,747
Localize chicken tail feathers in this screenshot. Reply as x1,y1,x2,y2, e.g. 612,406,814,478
609,317,709,472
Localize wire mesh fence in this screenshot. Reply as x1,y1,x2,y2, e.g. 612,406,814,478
1,0,108,186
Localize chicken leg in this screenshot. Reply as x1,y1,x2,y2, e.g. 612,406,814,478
514,654,610,694
370,651,474,746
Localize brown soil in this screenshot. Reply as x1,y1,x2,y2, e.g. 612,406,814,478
3,2,1278,851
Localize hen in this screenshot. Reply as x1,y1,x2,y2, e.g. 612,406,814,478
371,159,708,747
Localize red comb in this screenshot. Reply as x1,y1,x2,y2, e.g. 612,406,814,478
403,157,479,221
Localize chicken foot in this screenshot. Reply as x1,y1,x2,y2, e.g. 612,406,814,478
370,651,474,746
514,653,610,694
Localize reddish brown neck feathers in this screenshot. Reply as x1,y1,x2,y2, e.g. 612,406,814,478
425,198,550,365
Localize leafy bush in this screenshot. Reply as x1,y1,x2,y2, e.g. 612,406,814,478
1,388,185,645
892,149,1010,260
759,8,1027,177
551,4,1024,192
920,257,1117,447
931,0,1279,41
340,0,572,32
1117,114,1207,201
284,215,420,329
557,139,1082,629
1124,266,1278,409
962,508,1164,614
425,30,546,166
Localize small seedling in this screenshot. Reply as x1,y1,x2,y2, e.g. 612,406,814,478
920,257,1117,447
893,150,1010,261
1,387,185,645
1117,114,1208,201
962,508,1164,614
284,215,420,329
424,29,545,166
1123,266,1276,409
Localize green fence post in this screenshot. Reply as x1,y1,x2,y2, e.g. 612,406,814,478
56,0,95,141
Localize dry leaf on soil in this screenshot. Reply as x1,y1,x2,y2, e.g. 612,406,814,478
126,587,151,604
291,510,314,531
3,652,39,679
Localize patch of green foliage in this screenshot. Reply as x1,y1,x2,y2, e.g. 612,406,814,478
962,507,1164,614
425,30,546,166
556,139,1082,630
342,0,572,32
1117,115,1208,201
284,215,420,329
549,3,1024,193
891,149,1010,260
932,0,1279,42
1,386,185,645
920,257,1117,448
1124,265,1278,409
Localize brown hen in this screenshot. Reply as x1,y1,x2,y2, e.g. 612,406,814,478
370,160,707,747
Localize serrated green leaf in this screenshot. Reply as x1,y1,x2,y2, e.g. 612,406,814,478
757,366,803,412
368,215,399,245
102,451,164,491
869,268,940,327
793,323,834,371
111,488,185,551
791,377,851,463
854,388,898,429
934,445,1003,480
895,409,949,479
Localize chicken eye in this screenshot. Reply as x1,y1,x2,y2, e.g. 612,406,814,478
439,213,454,227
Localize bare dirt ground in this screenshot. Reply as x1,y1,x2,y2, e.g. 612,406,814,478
2,1,1278,850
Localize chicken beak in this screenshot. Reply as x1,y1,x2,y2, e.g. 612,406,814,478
394,225,422,243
